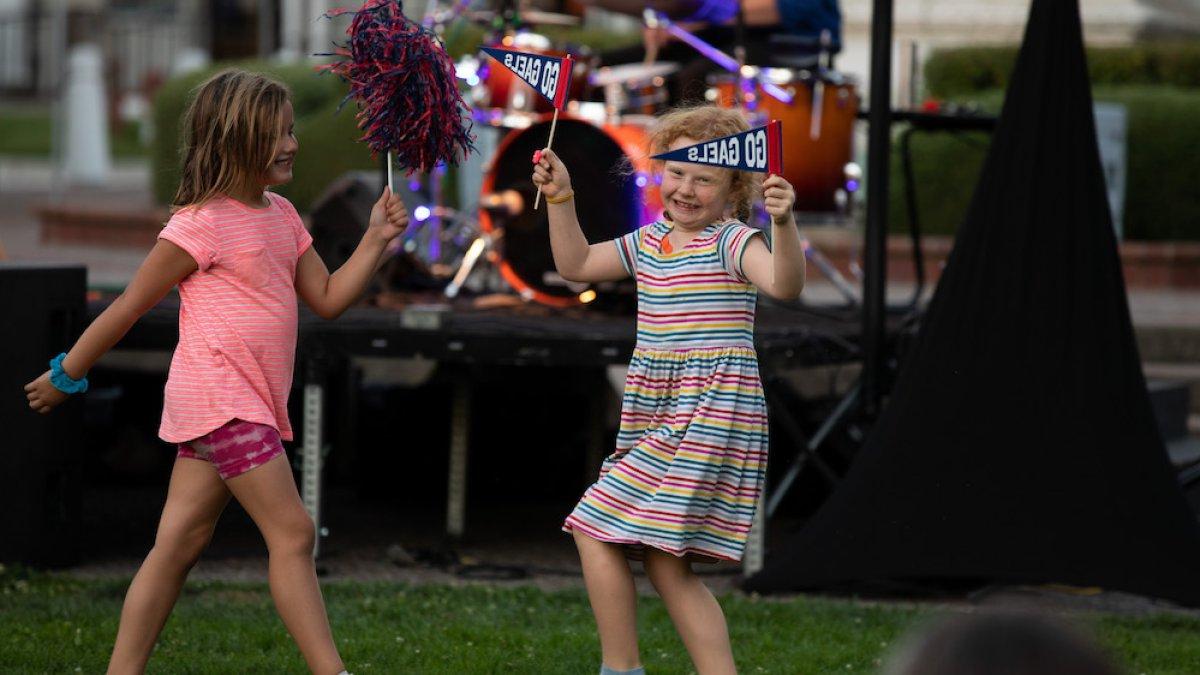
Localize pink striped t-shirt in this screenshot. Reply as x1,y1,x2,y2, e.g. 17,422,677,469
156,191,312,443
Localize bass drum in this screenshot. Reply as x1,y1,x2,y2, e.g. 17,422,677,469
480,115,661,307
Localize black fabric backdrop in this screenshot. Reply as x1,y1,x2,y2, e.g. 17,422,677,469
744,0,1200,605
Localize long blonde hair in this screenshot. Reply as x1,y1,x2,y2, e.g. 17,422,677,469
648,105,761,223
171,70,291,212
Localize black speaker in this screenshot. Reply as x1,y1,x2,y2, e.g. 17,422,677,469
0,263,86,567
310,171,379,272
309,170,439,292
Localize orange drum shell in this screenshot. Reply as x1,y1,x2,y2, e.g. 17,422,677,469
713,77,858,212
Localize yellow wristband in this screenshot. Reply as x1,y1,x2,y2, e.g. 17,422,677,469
546,190,575,205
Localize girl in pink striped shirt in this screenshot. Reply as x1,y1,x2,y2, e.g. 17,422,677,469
23,69,408,675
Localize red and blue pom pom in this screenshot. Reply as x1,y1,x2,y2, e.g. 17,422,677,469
319,0,474,173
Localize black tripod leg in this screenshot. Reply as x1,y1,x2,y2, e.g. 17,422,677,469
765,381,860,518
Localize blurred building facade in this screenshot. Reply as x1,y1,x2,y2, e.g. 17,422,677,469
2,0,1199,104
839,0,1200,105
0,0,346,101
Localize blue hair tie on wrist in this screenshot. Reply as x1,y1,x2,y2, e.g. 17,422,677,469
49,353,88,395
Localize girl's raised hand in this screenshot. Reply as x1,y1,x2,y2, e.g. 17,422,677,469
763,174,797,225
531,148,572,199
369,187,409,242
24,371,68,414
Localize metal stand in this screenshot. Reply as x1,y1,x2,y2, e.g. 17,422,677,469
301,380,325,559
444,232,494,299
803,237,861,307
861,0,895,417
764,382,859,518
446,379,471,539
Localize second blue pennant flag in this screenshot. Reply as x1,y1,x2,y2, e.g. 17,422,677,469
480,47,574,110
652,121,784,174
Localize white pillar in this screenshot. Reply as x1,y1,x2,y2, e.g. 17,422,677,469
63,44,111,185
307,0,332,57
279,0,307,62
171,48,210,78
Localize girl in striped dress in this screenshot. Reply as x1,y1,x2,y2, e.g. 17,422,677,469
533,105,805,675
23,70,408,674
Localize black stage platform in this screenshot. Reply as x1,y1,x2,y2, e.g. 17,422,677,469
101,294,877,370
93,293,909,556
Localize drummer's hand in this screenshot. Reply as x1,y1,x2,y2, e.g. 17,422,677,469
764,174,796,225
532,148,572,199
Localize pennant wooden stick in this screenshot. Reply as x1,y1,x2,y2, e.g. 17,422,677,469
535,53,572,210
534,109,560,210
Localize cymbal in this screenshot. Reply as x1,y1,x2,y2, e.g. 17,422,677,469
465,9,581,26
591,62,679,87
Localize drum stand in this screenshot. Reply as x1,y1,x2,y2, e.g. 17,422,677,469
444,229,496,299
803,238,860,307
441,188,529,299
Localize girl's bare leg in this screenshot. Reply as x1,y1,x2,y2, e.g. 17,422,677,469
225,455,344,675
573,530,642,671
107,457,230,674
643,549,736,675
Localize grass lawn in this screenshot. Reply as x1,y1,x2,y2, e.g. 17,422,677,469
2,568,1199,673
0,107,146,158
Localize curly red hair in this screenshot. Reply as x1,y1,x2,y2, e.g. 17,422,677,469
648,105,761,223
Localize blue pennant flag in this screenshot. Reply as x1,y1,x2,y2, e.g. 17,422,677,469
480,47,574,110
651,121,783,174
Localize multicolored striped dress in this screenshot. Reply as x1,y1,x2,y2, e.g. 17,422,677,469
563,219,769,562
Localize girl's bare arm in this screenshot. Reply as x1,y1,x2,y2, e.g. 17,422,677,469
534,148,629,283
741,175,806,300
294,188,408,320
24,240,198,412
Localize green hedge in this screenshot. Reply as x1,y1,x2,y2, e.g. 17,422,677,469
888,86,1200,241
925,42,1200,98
151,60,373,210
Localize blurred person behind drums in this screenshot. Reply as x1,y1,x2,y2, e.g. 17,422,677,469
579,0,842,102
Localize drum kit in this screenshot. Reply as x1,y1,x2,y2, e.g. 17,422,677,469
398,0,863,308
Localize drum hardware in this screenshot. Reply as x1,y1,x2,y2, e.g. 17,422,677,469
642,10,793,106
803,237,860,307
463,9,581,27
591,62,679,120
444,230,498,299
808,29,836,141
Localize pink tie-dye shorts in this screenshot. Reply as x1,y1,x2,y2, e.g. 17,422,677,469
176,419,284,480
